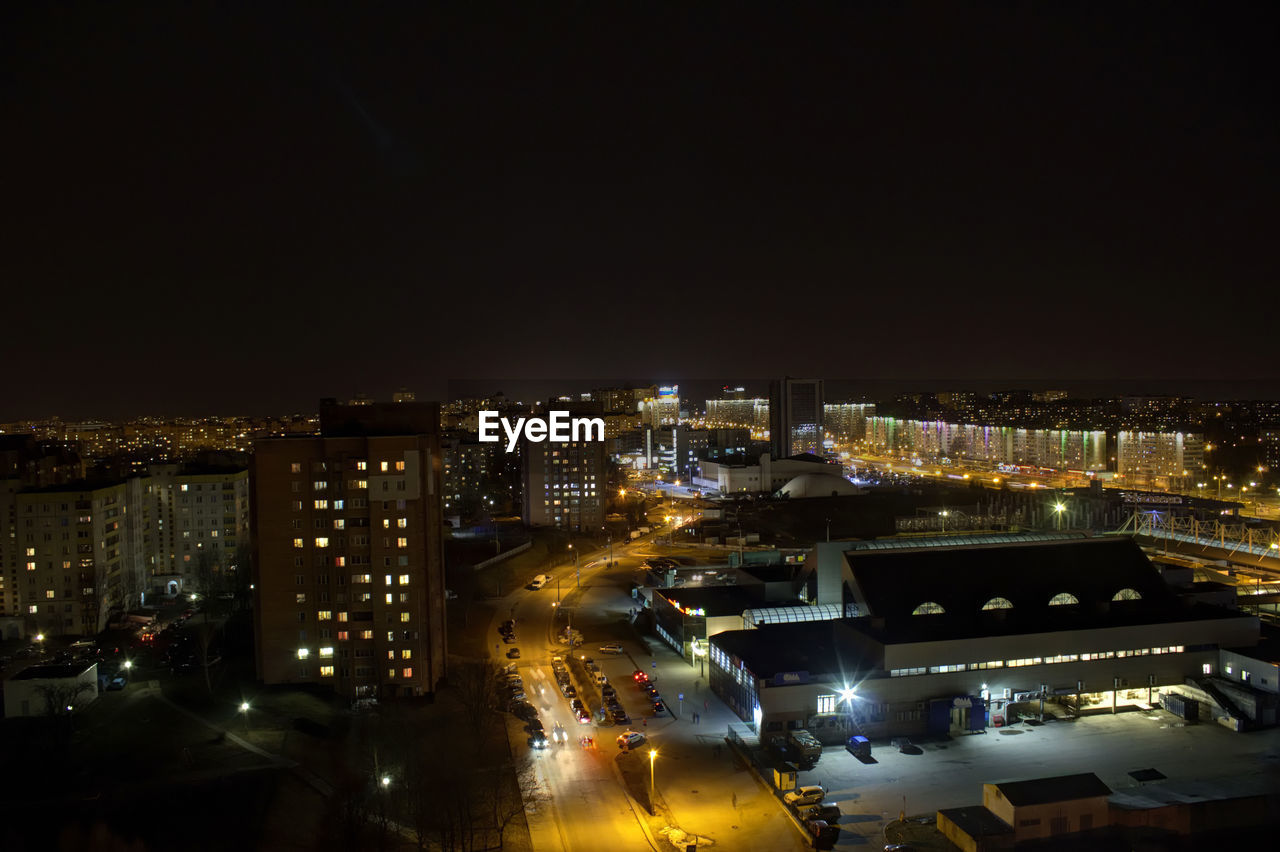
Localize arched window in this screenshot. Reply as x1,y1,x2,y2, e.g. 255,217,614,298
1112,588,1142,601
1048,592,1079,606
912,601,945,615
981,597,1013,611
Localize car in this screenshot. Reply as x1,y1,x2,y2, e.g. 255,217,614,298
632,670,649,683
783,785,828,807
560,684,577,699
617,730,645,750
503,634,518,644
527,718,545,733
610,707,630,724
598,643,624,655
512,701,538,721
601,684,617,700
506,648,520,659
552,723,568,743
508,690,527,702
529,732,549,749
106,676,127,691
574,707,592,724
803,804,842,824
571,698,586,713
890,736,914,752
651,700,666,714
506,676,523,689
642,683,660,698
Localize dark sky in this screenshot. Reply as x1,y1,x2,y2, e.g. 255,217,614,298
3,2,1277,417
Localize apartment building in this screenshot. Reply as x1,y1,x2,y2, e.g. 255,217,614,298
252,401,447,699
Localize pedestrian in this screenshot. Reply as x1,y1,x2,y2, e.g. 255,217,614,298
642,717,647,727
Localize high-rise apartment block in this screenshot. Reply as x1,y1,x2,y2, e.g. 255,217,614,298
252,401,447,699
770,378,825,458
521,417,607,532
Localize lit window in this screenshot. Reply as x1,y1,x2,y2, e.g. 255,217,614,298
382,519,390,529
400,612,410,623
337,612,349,622
1048,592,1079,606
388,668,396,679
181,484,189,492
296,593,307,604
27,562,36,571
385,574,393,586
385,593,393,604
290,463,302,473
45,590,55,599
1112,588,1142,601
314,500,328,510
380,461,389,472
911,601,945,615
319,647,334,658
402,667,413,678
318,611,332,621
398,574,410,585
401,650,412,660
315,537,329,548
397,537,408,548
293,538,304,549
981,597,1013,611
25,547,35,556
333,519,345,530
397,518,407,528
320,665,334,677
337,631,349,641
356,461,367,471
313,480,327,491
360,630,374,640
395,461,405,471
334,556,346,567
28,605,38,614
297,648,309,659
816,694,836,714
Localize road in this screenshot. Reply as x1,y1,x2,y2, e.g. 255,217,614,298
492,540,655,852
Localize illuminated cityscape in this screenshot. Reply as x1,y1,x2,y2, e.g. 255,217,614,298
3,4,1279,851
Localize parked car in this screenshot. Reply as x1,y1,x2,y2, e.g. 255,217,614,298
106,676,127,691
616,730,646,750
642,683,660,698
601,684,617,700
783,785,828,807
890,736,915,752
611,707,630,724
845,735,871,758
632,670,649,683
803,804,842,824
598,643,624,655
560,683,577,699
503,634,518,644
651,700,666,714
574,707,592,724
506,648,520,659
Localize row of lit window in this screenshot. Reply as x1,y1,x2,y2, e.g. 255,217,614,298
295,536,407,549
890,646,1188,677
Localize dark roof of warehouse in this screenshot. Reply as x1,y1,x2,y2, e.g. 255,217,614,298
990,773,1112,806
710,621,872,680
847,536,1175,621
936,806,1014,838
655,584,765,617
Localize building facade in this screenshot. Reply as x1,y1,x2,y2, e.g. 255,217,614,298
770,378,824,458
252,401,447,699
521,434,606,532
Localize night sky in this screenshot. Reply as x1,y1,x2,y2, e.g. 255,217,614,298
3,3,1277,417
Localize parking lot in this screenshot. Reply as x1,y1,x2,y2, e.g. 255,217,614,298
802,709,1280,847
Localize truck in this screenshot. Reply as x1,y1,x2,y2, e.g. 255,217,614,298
788,729,823,767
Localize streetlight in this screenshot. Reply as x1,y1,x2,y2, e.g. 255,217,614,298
381,775,391,789
649,749,658,804
1053,502,1066,530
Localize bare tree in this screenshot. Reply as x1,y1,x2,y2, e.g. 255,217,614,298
450,657,503,749
489,759,546,850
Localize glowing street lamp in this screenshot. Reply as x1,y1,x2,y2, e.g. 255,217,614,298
1053,502,1066,530
649,749,658,802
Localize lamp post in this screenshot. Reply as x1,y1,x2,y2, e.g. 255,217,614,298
1053,502,1066,531
649,748,658,806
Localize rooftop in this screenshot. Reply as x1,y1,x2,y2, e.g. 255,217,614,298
936,805,1014,838
710,620,872,681
10,662,97,681
655,584,765,617
989,773,1112,807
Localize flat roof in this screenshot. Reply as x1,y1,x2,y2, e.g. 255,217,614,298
990,773,1112,806
10,662,96,681
656,585,764,617
710,621,872,680
936,805,1013,837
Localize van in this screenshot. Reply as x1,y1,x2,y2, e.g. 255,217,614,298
593,671,608,686
528,574,550,590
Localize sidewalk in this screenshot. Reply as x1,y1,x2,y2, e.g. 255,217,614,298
621,625,808,850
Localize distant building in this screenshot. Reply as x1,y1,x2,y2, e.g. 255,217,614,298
4,662,100,718
705,397,769,432
695,452,839,494
521,425,607,532
252,400,447,700
823,403,875,443
1116,430,1204,485
770,378,824,458
638,386,680,427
